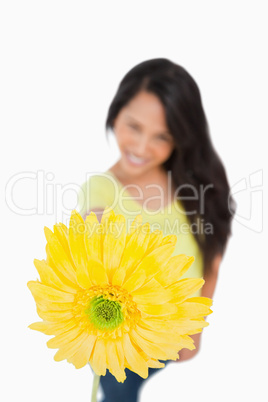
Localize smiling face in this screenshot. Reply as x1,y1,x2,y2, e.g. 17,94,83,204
112,91,175,179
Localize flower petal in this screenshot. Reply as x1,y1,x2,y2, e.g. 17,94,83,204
115,338,125,368
68,210,87,271
188,296,213,307
36,307,73,322
122,333,148,378
100,207,115,240
47,327,82,349
176,335,196,352
131,243,175,282
87,257,109,286
28,320,76,335
175,301,213,319
34,299,73,312
111,266,126,287
155,255,194,286
178,319,209,335
138,302,177,316
44,227,77,283
69,334,96,369
130,328,169,360
132,278,172,305
122,269,147,293
140,352,165,369
27,281,74,303
53,223,74,263
90,339,107,376
84,212,102,260
119,223,151,276
161,234,177,246
102,214,126,280
140,316,209,335
76,264,92,289
136,324,180,344
106,340,126,382
144,230,163,255
168,278,205,304
53,331,90,362
127,215,142,236
34,259,77,293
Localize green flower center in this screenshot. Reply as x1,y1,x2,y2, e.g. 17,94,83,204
85,295,124,330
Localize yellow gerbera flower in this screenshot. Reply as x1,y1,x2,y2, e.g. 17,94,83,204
28,208,212,383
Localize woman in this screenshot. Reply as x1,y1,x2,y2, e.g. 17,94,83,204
78,58,236,401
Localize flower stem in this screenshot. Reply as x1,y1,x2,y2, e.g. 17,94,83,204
91,372,100,402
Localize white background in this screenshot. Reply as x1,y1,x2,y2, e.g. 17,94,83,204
1,1,267,401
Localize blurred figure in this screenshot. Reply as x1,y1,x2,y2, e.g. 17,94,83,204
78,58,236,402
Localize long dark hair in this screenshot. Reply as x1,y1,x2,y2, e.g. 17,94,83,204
105,58,236,274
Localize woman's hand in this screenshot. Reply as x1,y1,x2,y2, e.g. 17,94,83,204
176,332,202,362
83,208,104,223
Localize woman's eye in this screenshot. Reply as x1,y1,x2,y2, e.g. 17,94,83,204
129,124,139,131
127,124,171,142
157,135,169,141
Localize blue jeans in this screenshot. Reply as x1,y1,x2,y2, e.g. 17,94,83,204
100,361,171,402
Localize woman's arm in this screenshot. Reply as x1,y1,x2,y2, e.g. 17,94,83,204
177,253,222,362
201,253,222,299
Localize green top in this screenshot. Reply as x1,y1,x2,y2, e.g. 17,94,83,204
78,170,204,295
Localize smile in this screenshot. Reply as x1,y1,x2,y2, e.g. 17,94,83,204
125,152,149,166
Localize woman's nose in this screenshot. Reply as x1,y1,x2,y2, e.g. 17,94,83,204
134,135,151,156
